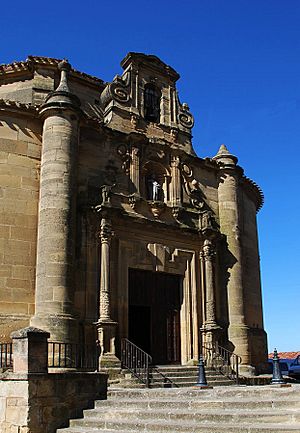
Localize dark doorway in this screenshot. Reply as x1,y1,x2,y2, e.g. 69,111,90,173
128,269,182,365
128,305,151,355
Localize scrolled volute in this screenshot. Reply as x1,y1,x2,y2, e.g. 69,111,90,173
100,70,131,107
178,102,194,129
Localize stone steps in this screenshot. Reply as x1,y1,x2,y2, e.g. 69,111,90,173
95,397,300,410
108,365,235,388
57,384,300,433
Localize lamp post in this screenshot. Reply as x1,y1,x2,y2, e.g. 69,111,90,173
195,330,210,388
196,354,208,387
271,348,286,385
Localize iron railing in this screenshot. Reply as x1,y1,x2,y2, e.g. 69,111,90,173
121,338,152,387
0,342,13,369
0,341,99,371
48,342,99,370
150,366,179,388
202,342,241,384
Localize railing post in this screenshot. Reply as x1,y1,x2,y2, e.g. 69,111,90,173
235,355,239,384
146,358,150,388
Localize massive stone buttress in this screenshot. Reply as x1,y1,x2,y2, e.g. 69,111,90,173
213,144,256,374
30,60,81,343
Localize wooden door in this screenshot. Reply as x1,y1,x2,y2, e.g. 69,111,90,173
128,269,182,364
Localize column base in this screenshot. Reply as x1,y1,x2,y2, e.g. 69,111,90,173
228,324,251,366
95,319,120,369
238,364,257,377
100,353,121,369
30,314,78,343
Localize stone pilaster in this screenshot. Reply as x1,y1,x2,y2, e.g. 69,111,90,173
130,145,140,195
213,144,254,374
30,60,81,343
170,154,182,207
95,217,120,368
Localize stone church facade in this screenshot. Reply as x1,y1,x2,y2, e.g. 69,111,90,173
0,53,267,374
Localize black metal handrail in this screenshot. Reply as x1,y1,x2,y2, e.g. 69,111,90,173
48,342,99,371
202,342,241,384
151,366,179,388
0,342,13,369
121,338,152,387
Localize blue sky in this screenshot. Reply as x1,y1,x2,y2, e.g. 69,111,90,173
1,0,299,352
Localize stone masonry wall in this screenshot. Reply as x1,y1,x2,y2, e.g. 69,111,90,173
0,114,41,339
0,372,107,433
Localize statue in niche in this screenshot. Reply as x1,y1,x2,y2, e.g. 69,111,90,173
147,175,162,201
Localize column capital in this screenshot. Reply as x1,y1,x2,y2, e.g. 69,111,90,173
170,153,181,167
99,218,113,244
203,239,216,261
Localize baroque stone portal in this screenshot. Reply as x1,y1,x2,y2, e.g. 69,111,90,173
0,53,267,374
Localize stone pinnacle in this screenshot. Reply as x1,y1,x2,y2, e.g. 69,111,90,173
213,143,238,165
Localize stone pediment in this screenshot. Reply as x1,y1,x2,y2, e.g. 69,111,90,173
121,52,180,82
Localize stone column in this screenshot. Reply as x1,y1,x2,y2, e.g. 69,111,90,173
95,216,119,368
203,240,218,328
213,144,253,374
201,240,220,364
31,60,81,343
99,217,112,321
170,154,182,207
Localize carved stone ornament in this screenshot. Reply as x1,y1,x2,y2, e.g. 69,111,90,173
189,187,205,210
110,71,131,103
117,144,131,174
130,113,138,128
170,128,179,141
199,210,216,232
148,200,166,218
178,102,194,129
100,184,115,206
100,218,113,243
128,194,141,210
203,239,216,261
181,162,192,177
101,70,131,107
180,163,207,210
172,206,184,222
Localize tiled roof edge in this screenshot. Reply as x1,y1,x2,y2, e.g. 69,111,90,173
0,56,104,87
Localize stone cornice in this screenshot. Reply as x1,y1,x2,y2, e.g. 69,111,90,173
240,175,264,212
0,98,39,115
0,98,106,129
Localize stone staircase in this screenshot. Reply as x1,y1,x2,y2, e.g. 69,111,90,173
57,384,300,433
108,365,235,388
150,365,235,387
